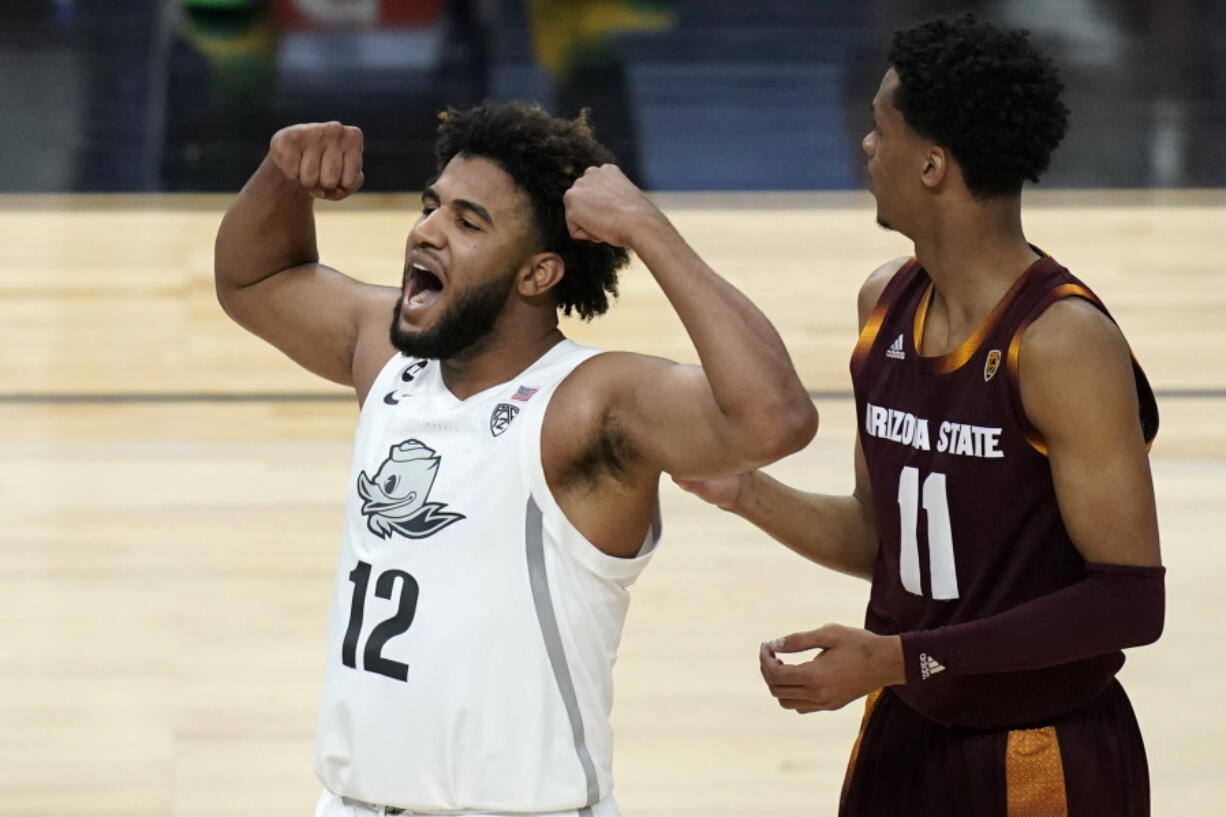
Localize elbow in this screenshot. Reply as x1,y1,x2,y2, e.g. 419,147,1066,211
1089,562,1165,649
214,277,239,320
741,400,819,464
787,400,821,452
1121,575,1165,648
1132,570,1166,647
214,272,255,328
1137,601,1165,647
213,241,236,316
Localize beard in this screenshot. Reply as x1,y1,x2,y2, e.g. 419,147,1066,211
388,263,518,361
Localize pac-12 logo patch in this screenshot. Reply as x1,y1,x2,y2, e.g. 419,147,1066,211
356,439,465,540
490,403,519,437
984,349,1002,382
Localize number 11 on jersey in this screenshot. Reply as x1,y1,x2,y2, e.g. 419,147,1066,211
897,467,960,600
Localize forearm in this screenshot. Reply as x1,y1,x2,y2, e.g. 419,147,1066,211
215,156,319,294
900,562,1165,684
629,216,814,438
735,471,878,579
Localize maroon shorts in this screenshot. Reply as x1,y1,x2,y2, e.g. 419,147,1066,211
839,680,1149,817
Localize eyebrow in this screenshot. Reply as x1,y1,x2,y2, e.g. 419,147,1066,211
421,187,495,227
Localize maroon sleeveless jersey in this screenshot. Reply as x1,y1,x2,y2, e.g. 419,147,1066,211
850,255,1158,729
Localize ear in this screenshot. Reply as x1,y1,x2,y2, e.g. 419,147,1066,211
920,144,948,190
518,252,565,298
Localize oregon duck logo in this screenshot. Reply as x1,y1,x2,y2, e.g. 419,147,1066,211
357,439,465,540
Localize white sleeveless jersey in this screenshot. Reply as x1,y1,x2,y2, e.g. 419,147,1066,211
315,340,659,814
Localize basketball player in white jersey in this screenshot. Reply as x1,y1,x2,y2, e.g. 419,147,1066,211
214,103,817,817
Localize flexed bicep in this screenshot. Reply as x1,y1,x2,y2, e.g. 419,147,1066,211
216,121,395,395
610,355,814,480
222,262,398,391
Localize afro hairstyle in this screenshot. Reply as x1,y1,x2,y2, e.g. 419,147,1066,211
888,14,1070,197
434,102,628,320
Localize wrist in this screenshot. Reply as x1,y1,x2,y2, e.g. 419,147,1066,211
726,471,759,514
256,154,314,202
622,204,675,253
876,634,907,687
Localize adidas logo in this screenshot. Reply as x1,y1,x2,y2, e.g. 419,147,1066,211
919,652,946,680
886,334,906,360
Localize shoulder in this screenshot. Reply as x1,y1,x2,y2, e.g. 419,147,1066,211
545,350,686,466
566,349,675,383
551,350,678,418
1020,296,1130,373
858,256,912,328
1018,297,1138,443
539,352,670,512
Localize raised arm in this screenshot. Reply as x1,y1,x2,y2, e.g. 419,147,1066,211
559,165,818,479
673,258,907,579
215,122,397,399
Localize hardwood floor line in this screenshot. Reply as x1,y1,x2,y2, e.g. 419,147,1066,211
0,388,1223,404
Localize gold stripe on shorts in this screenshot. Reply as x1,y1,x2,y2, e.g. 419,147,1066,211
840,688,884,802
1005,726,1069,817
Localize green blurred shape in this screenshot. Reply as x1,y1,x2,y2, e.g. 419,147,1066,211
531,0,676,78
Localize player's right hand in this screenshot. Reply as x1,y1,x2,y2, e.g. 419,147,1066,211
269,121,365,201
672,472,753,511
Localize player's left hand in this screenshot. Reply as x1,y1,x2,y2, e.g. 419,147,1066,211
759,624,906,713
563,164,665,247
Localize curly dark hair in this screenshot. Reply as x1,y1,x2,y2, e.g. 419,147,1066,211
888,14,1070,198
434,102,627,320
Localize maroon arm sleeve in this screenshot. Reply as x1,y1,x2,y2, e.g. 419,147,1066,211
899,562,1165,685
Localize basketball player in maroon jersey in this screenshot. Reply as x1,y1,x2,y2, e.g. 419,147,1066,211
679,15,1163,816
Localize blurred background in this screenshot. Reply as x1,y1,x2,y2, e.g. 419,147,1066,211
2,0,1225,194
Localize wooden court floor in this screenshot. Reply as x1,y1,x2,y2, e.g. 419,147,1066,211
0,191,1223,816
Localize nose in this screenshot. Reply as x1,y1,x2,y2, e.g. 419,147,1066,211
862,131,877,157
410,207,446,250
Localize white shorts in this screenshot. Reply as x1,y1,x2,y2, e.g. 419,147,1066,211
314,790,621,817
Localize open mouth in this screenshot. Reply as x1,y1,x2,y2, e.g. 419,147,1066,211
405,263,445,312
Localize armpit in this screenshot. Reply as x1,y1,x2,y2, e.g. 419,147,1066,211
563,407,641,491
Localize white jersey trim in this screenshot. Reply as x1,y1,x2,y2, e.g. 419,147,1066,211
516,348,660,807
525,496,601,809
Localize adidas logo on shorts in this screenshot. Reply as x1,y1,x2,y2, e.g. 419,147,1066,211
919,652,946,680
886,334,906,360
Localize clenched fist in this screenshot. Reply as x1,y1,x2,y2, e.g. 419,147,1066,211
563,164,665,247
269,121,365,201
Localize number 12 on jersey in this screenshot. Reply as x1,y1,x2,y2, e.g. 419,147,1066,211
897,467,960,600
343,561,420,682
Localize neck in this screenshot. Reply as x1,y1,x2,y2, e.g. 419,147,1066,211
438,320,564,401
912,194,1039,321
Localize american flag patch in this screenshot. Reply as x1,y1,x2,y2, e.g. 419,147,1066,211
511,385,538,402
